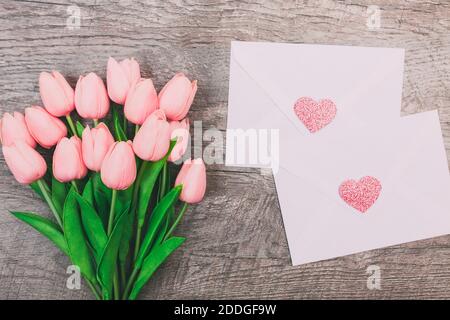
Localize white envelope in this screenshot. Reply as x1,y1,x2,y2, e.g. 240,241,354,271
226,41,405,168
274,111,450,265
225,41,450,265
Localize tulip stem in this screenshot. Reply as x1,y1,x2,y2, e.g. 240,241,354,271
107,189,118,236
133,227,142,261
122,110,127,133
106,187,119,300
134,124,140,137
120,264,126,290
93,119,99,127
86,279,102,300
123,266,139,300
158,163,168,201
132,161,148,261
163,202,188,241
70,180,79,193
113,272,120,300
65,114,77,137
37,179,63,229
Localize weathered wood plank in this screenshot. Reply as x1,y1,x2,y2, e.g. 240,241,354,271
0,0,449,299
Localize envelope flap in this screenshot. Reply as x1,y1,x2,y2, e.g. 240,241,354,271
231,41,299,131
231,41,405,134
276,110,446,207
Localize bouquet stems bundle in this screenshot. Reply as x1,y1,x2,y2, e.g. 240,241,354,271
0,58,206,300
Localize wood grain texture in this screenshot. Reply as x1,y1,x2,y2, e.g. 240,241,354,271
0,0,449,299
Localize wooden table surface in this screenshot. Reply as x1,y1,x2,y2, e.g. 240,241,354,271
0,0,449,300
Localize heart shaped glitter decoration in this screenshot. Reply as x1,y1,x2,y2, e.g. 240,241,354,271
338,176,382,213
293,97,337,133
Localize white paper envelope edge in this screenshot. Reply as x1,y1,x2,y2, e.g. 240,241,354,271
225,45,280,169
226,41,405,168
273,111,450,265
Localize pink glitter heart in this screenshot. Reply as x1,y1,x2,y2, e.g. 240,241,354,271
293,97,337,133
338,176,382,213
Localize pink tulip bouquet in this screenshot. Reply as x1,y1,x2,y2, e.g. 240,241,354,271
0,58,206,300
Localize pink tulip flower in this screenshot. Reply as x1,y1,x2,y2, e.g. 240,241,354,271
0,112,36,148
2,141,47,184
168,118,190,163
39,71,75,117
101,141,136,190
175,158,206,204
133,110,170,161
81,123,115,172
124,78,158,125
158,73,197,121
53,136,87,183
107,57,141,104
24,106,67,149
75,72,110,120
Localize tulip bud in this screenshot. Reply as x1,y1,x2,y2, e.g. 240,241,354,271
39,71,75,117
133,110,170,161
0,112,36,148
175,158,206,204
124,78,158,125
2,141,47,184
168,118,190,163
75,72,110,120
81,123,115,172
53,136,87,183
107,57,141,105
101,141,136,190
24,106,67,149
158,73,197,121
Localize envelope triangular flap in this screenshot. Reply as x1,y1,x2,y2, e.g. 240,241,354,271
230,41,405,130
276,110,444,202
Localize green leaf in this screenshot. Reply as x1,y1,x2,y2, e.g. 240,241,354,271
63,188,97,284
154,164,174,246
82,178,94,206
137,161,163,228
73,192,107,261
112,104,127,141
118,209,134,266
92,172,111,227
117,188,134,269
11,211,69,256
51,177,67,219
116,187,132,222
129,237,185,300
135,185,182,269
30,181,46,200
97,205,130,300
136,140,176,229
76,121,85,138
153,212,170,248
